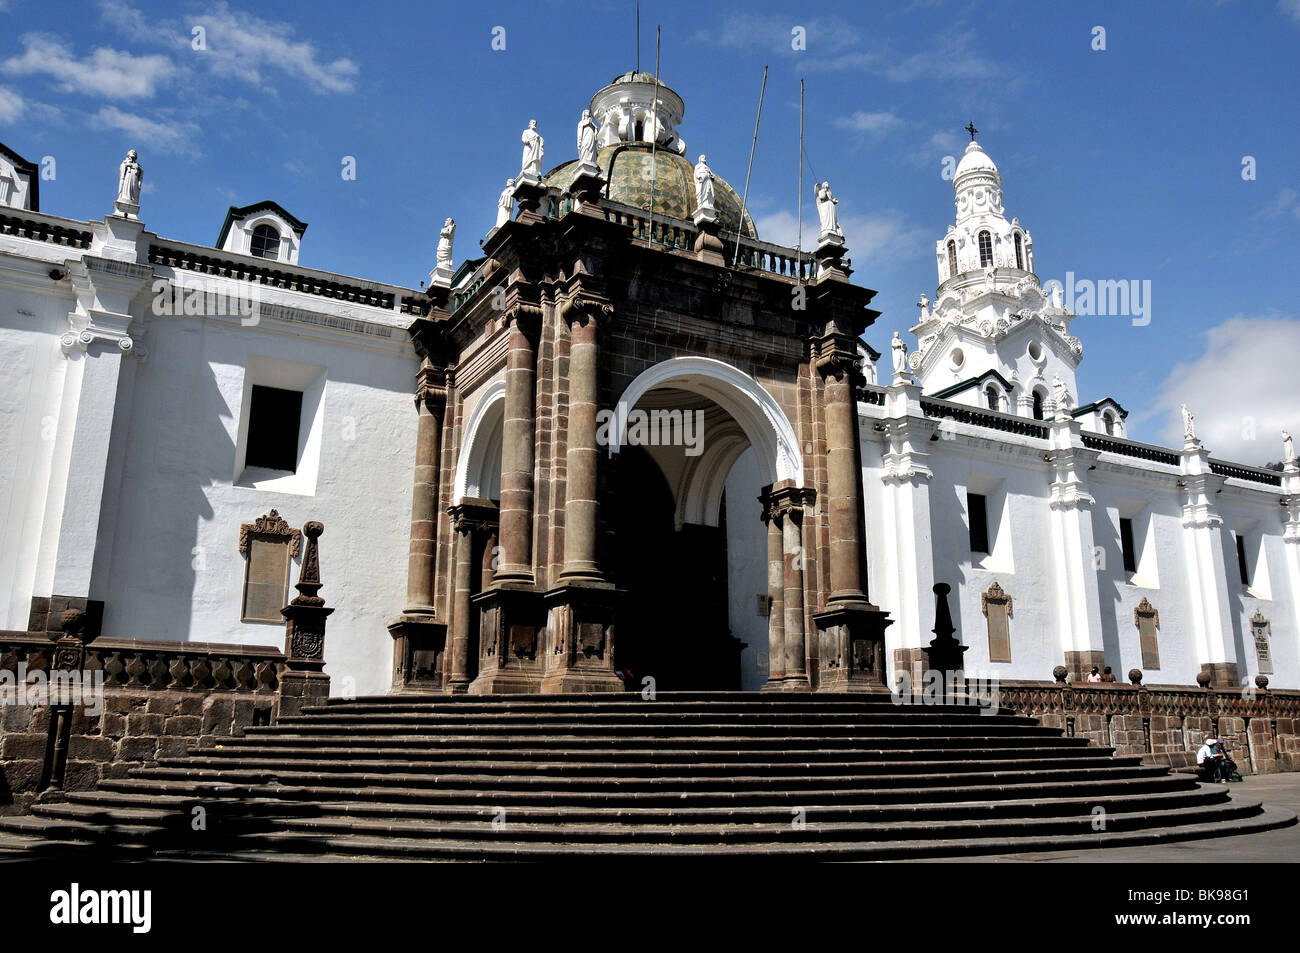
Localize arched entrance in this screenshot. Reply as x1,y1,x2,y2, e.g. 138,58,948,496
607,358,807,691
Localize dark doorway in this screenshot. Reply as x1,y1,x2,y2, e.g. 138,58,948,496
609,445,743,690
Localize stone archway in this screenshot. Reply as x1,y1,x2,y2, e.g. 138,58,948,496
607,358,810,691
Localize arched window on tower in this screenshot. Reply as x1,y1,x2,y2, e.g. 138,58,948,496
985,386,999,411
1032,389,1046,421
978,230,993,268
1014,232,1024,270
1103,412,1115,436
947,240,957,278
250,223,281,261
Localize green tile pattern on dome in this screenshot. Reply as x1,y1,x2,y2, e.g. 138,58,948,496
545,144,757,240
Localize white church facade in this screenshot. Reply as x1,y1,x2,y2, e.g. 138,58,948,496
0,72,1296,700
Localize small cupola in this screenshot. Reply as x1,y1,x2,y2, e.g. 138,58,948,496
0,141,39,211
216,201,308,264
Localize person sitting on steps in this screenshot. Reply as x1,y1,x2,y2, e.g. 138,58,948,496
1196,737,1235,783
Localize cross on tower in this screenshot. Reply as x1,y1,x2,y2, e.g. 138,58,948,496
965,121,978,141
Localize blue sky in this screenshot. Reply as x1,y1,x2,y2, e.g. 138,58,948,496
3,0,1298,461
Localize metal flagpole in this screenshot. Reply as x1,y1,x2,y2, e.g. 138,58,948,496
797,77,804,279
732,64,768,267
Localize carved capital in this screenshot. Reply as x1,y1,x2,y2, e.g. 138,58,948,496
761,482,816,524
450,498,500,536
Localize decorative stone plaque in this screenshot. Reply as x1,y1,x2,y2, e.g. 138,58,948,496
1251,610,1273,675
981,580,1012,663
1134,597,1160,670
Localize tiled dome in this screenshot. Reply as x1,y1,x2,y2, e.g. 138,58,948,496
545,143,757,239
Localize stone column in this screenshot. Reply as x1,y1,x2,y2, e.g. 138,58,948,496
775,486,811,687
1179,439,1239,687
496,307,541,584
822,355,869,605
1046,417,1107,681
405,369,444,611
38,254,150,635
387,336,448,690
559,304,606,583
759,487,787,688
447,500,497,694
448,519,475,693
811,337,892,692
880,378,936,683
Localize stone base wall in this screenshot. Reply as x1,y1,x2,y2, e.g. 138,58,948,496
1001,681,1300,776
1,632,293,816
0,688,275,815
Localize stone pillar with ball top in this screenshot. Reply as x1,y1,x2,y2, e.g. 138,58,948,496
277,521,333,718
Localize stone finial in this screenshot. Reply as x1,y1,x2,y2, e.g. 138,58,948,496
282,520,333,668
1255,674,1270,690
1128,668,1143,685
926,583,968,674
60,609,87,639
1052,665,1068,684
1195,670,1212,688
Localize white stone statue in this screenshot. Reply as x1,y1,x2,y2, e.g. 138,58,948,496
916,294,930,320
1181,403,1196,442
577,109,599,171
436,218,455,268
816,181,842,241
1048,282,1064,309
891,331,908,375
117,149,142,207
521,119,544,179
1284,428,1295,463
1052,374,1068,412
496,179,515,228
693,155,715,212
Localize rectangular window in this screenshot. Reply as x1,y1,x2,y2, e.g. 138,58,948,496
1119,517,1138,574
245,385,303,472
1236,534,1251,586
968,492,990,555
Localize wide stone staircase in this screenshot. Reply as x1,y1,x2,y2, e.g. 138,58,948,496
0,693,1293,859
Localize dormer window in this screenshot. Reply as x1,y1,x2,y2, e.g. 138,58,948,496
985,386,999,411
978,230,993,268
250,224,281,260
947,240,957,278
1103,412,1115,436
1014,232,1024,269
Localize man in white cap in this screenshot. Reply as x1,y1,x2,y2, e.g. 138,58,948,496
1196,737,1229,783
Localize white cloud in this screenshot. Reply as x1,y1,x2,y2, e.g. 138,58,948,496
754,208,928,261
0,86,24,124
91,105,202,157
1150,315,1300,464
1259,187,1300,221
2,33,175,99
695,13,862,54
834,111,903,138
1281,0,1300,28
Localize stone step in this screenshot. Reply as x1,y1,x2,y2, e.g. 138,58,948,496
195,741,1097,764
48,784,1230,827
4,798,1285,860
122,759,1160,792
248,719,1062,738
93,771,1201,808
157,749,1120,777
26,796,1255,847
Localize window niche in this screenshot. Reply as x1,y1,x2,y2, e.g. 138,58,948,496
981,580,1013,663
1250,611,1273,675
239,509,301,623
1133,597,1160,670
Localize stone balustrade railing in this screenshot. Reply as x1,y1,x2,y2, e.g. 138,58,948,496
919,396,1050,439
995,678,1300,775
0,210,93,249
1209,459,1283,486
